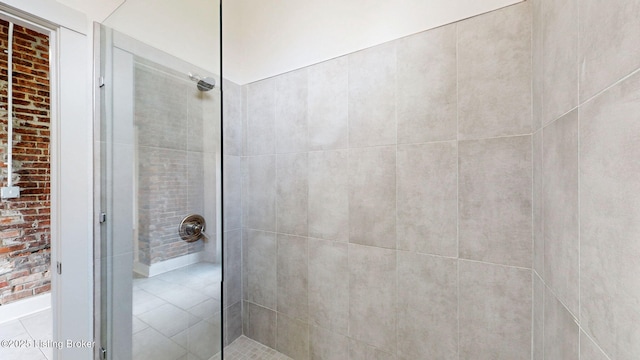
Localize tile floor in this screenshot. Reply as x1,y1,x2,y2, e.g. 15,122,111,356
217,336,292,360
133,262,290,360
0,262,289,360
0,308,53,360
132,262,222,360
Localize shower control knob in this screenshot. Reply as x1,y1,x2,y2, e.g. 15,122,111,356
179,214,206,242
185,223,203,236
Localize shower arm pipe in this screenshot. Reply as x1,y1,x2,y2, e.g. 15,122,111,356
7,21,13,188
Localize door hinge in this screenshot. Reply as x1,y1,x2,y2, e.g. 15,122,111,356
100,347,107,360
56,262,62,275
99,76,105,88
99,212,107,223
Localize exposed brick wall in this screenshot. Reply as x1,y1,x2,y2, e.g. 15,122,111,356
0,20,51,305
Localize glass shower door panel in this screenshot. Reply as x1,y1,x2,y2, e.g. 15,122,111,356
99,24,222,360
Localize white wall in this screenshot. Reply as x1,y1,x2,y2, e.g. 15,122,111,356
54,0,524,84
103,0,220,76
225,0,522,84
56,0,523,84
56,0,124,24
54,0,220,77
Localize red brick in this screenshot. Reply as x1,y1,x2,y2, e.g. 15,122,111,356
0,229,22,239
34,283,50,294
0,21,51,306
6,269,29,280
1,289,34,304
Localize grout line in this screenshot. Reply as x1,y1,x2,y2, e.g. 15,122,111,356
579,64,640,108
576,9,582,360
580,329,613,360
455,20,461,360
397,248,459,261
540,111,546,358
393,37,400,360
577,101,583,360
532,270,537,360
273,75,280,351
456,257,534,272
346,52,351,344
459,132,535,142
305,66,311,357
542,103,579,129
530,0,537,344
542,274,545,359
530,119,535,360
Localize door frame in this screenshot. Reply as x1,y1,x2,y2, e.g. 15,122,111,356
0,1,93,359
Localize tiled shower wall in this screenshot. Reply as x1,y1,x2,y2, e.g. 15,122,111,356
223,78,244,347
224,2,537,359
532,0,640,359
135,62,211,266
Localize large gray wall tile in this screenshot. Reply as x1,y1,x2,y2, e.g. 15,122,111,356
241,85,248,155
459,260,532,360
544,288,579,360
397,142,457,257
223,155,242,231
459,136,532,267
397,252,457,360
308,57,349,151
308,239,348,334
396,24,457,144
243,230,277,309
349,244,396,354
246,78,276,155
532,0,544,131
348,42,396,147
457,2,532,139
224,301,242,346
308,150,349,242
348,338,396,360
309,325,349,360
533,274,544,360
579,0,640,101
277,234,308,321
223,229,242,306
275,69,308,153
244,301,276,348
580,331,611,360
580,70,640,359
276,153,308,236
542,0,578,124
237,4,551,358
277,313,310,360
243,155,276,231
533,130,543,275
543,110,579,315
348,146,396,249
222,79,243,156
